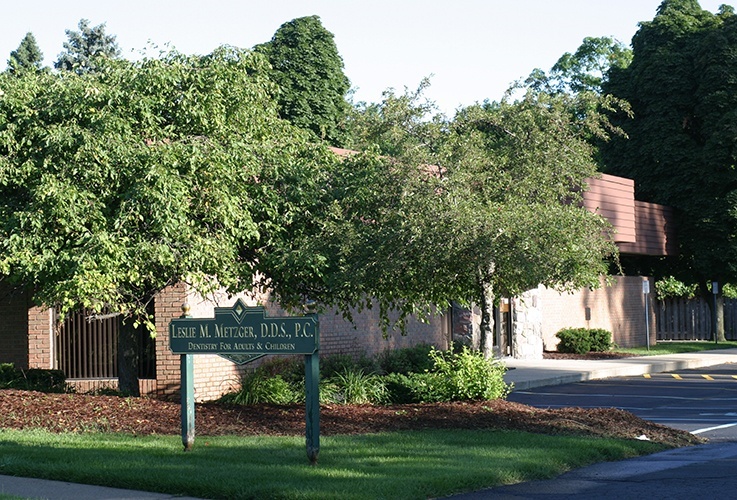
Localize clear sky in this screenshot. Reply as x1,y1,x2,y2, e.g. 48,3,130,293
0,0,728,115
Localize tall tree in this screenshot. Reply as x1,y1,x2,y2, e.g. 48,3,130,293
7,32,44,74
256,16,351,146
601,0,733,339
437,94,616,356
0,47,338,393
523,37,632,158
54,19,121,74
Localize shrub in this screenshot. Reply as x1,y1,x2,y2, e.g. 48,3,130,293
0,364,68,393
0,363,15,387
378,344,434,375
555,328,590,354
588,328,614,352
320,353,378,379
556,328,613,354
254,356,305,385
426,345,510,401
385,346,511,403
383,373,416,404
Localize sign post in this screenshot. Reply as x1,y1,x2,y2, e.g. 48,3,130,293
713,281,719,344
177,304,196,451
181,353,195,451
169,299,320,463
643,279,650,352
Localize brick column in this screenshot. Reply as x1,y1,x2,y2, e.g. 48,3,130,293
154,282,188,400
27,305,53,369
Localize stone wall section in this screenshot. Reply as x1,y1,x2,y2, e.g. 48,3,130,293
511,290,543,360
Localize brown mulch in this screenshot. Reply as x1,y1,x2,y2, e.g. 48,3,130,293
543,351,638,360
0,389,702,448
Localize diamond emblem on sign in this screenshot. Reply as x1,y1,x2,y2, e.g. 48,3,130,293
230,299,249,323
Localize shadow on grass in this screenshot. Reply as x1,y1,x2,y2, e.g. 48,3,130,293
0,429,667,499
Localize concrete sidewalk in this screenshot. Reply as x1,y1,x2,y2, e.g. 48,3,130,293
0,474,204,500
503,347,737,390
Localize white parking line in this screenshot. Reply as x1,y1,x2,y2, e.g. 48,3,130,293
692,422,737,435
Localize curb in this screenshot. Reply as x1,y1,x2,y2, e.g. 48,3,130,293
505,352,737,390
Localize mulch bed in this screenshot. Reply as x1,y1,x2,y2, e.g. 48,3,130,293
0,389,702,448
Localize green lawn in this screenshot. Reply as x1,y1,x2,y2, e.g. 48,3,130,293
615,340,737,356
0,428,667,499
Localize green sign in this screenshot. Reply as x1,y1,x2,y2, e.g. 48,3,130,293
169,298,321,464
169,299,318,355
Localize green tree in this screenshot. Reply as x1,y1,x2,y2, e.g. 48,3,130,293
345,85,617,355
7,32,44,74
256,15,351,146
54,19,121,74
526,36,632,95
0,47,338,393
523,37,632,159
437,94,616,356
601,0,733,340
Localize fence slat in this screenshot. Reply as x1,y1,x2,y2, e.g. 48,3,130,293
657,297,737,341
56,309,155,380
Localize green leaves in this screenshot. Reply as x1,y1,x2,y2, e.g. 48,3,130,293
602,1,737,287
0,47,334,328
257,16,351,146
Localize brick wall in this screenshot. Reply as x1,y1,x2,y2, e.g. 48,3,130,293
155,286,450,401
2,281,448,402
538,276,655,350
154,284,247,401
317,306,449,359
154,281,188,400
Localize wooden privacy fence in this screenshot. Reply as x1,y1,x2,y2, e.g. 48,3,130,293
656,297,737,340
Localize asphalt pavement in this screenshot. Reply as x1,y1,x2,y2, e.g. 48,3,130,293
447,441,737,499
2,348,737,499
447,347,737,499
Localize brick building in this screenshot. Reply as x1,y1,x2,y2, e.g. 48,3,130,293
0,281,448,401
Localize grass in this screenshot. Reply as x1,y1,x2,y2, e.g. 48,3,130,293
615,340,737,356
0,428,667,499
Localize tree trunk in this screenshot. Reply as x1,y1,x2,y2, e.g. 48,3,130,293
117,318,140,396
701,280,726,343
716,293,726,342
479,278,495,359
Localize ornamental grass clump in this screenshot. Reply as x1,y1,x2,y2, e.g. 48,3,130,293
219,370,299,405
323,368,388,405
